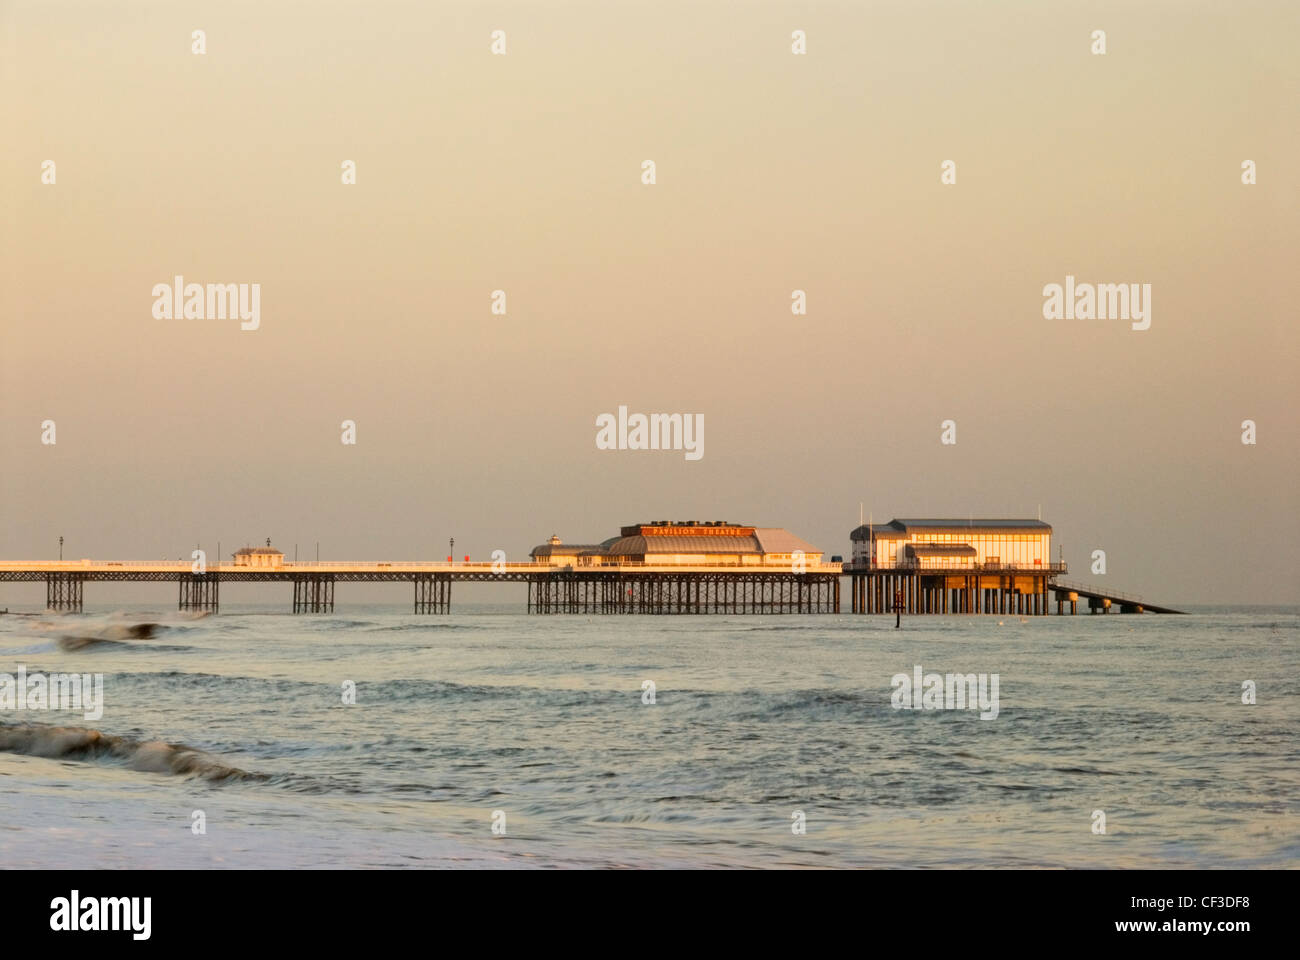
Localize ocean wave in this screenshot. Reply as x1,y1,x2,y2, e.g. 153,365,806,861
103,671,581,705
56,638,191,654
0,722,264,782
21,618,177,652
301,619,378,631
363,622,489,633
725,688,873,719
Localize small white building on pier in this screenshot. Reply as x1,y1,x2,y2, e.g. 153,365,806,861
232,544,284,568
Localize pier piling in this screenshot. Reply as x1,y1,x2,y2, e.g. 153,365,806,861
292,575,335,614
178,573,219,612
45,573,84,612
414,574,450,614
526,572,838,615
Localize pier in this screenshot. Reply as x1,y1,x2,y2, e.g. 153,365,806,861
0,558,1182,616
1050,579,1183,615
847,519,1064,615
528,571,838,614
846,563,1066,615
0,517,1182,616
844,518,1182,616
0,559,843,615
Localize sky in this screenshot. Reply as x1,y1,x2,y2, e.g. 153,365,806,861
2,0,1298,606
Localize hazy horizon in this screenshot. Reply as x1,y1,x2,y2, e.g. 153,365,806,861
3,0,1298,606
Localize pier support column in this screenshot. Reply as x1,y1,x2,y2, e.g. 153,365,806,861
293,575,335,614
414,574,450,614
178,574,219,613
46,574,85,612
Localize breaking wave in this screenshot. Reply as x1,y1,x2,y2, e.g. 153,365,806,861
24,618,186,652
0,722,265,782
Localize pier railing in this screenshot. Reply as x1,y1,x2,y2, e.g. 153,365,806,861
843,560,1068,574
1053,578,1142,603
0,559,846,573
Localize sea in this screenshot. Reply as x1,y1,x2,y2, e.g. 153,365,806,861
1,602,1296,869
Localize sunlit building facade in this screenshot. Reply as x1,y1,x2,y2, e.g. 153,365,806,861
847,518,1063,615
531,521,825,568
850,519,1052,569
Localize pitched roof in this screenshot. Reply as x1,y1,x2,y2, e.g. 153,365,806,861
534,525,823,559
529,543,609,558
604,535,762,556
896,518,1052,530
850,523,908,540
851,518,1051,540
752,528,821,555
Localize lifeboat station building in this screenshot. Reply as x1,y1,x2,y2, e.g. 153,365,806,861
847,519,1065,615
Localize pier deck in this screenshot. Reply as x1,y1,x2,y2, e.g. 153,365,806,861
0,560,1183,616
0,560,844,614
1050,579,1184,614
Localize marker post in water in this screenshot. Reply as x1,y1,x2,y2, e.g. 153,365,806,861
895,589,903,628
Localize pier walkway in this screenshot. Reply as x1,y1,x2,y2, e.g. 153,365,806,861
0,560,1183,616
0,559,844,615
1051,579,1184,614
